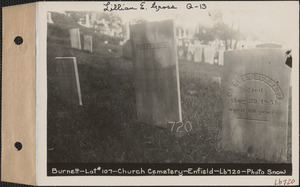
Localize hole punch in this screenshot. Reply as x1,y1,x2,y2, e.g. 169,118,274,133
14,142,22,151
14,36,23,45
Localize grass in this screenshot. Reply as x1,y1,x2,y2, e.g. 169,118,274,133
47,13,291,163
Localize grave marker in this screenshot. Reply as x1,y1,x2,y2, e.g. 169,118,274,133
204,46,215,64
130,20,182,127
83,35,93,53
69,28,81,50
222,48,290,162
194,47,202,62
218,50,225,66
54,57,82,106
85,13,90,27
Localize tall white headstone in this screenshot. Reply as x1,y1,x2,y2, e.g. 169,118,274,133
218,50,225,65
204,46,215,64
194,47,202,63
85,14,90,28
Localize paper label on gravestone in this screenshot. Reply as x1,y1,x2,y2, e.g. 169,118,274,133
222,48,290,162
130,20,182,127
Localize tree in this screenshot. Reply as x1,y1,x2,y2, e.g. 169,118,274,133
194,25,216,45
65,11,88,22
194,12,245,50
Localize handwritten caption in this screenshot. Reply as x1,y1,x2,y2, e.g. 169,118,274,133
274,178,295,185
103,2,207,12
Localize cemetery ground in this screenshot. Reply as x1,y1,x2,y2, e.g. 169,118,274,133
47,13,291,163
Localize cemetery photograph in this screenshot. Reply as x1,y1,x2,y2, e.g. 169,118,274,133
47,8,293,165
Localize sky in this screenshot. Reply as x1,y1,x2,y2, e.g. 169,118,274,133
116,1,297,46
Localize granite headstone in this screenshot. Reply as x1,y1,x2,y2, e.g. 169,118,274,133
130,20,182,127
70,28,81,50
222,48,290,162
83,35,93,53
194,47,202,63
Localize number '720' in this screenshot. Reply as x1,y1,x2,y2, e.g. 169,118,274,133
168,121,193,132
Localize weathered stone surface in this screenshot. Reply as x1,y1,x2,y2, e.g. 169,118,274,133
204,46,215,64
70,28,81,50
130,20,182,127
218,50,225,66
194,47,202,62
54,57,82,106
83,35,92,53
222,48,290,162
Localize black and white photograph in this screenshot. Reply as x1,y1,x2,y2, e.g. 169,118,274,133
1,1,298,186
43,1,297,182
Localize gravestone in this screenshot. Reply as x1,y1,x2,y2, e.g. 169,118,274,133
222,48,290,162
218,50,225,66
83,35,93,53
130,20,182,127
70,28,81,50
54,57,82,106
194,47,202,62
204,46,215,64
85,13,90,27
